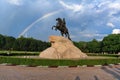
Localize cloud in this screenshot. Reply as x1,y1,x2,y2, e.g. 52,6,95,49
112,29,120,34
108,2,120,17
79,30,107,38
77,30,108,41
7,0,22,6
59,0,83,12
81,33,107,38
18,10,62,37
106,22,115,28
108,2,120,10
70,35,76,38
1,0,120,41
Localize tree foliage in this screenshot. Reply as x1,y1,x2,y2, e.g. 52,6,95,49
0,34,120,53
102,34,120,54
86,39,101,53
4,36,16,50
0,34,5,49
0,34,50,51
74,34,120,54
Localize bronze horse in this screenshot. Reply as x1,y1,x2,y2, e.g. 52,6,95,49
52,18,71,40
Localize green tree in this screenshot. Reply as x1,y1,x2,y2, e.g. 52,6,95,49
28,38,39,51
102,34,120,54
4,36,16,50
12,40,20,50
87,39,101,53
17,37,31,51
16,36,50,51
37,41,50,51
0,34,5,50
74,41,88,53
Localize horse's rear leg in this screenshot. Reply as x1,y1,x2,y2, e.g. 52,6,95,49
61,32,64,36
65,33,68,37
67,32,71,40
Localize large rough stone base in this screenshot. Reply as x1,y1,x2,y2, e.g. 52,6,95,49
39,35,87,59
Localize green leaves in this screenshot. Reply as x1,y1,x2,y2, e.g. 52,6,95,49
0,34,120,54
102,34,120,54
0,34,50,51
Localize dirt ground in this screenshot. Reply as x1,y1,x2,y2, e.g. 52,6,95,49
0,65,120,80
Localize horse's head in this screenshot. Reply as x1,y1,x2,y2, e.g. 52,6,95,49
56,18,62,22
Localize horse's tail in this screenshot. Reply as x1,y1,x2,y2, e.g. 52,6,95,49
67,32,71,40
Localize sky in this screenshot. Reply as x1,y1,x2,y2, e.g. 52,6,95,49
0,0,120,41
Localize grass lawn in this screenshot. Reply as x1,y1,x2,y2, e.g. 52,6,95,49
0,51,120,66
0,56,120,66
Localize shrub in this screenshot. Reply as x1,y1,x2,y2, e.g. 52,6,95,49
0,57,120,66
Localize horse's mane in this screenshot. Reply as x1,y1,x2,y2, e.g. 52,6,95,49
57,18,63,24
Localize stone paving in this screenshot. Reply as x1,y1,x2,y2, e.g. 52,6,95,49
0,65,120,80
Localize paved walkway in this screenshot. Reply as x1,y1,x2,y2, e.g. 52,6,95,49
0,65,120,80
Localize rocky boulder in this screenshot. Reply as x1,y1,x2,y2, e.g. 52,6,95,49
39,35,87,59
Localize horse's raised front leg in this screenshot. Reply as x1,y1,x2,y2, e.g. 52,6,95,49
52,26,54,30
52,26,57,31
55,28,57,31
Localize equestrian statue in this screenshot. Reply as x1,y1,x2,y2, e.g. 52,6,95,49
52,18,71,40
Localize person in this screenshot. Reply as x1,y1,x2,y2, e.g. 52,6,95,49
63,18,66,25
57,18,67,31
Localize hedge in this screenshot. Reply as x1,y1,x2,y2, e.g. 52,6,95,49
0,52,39,56
0,57,120,66
87,53,119,57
